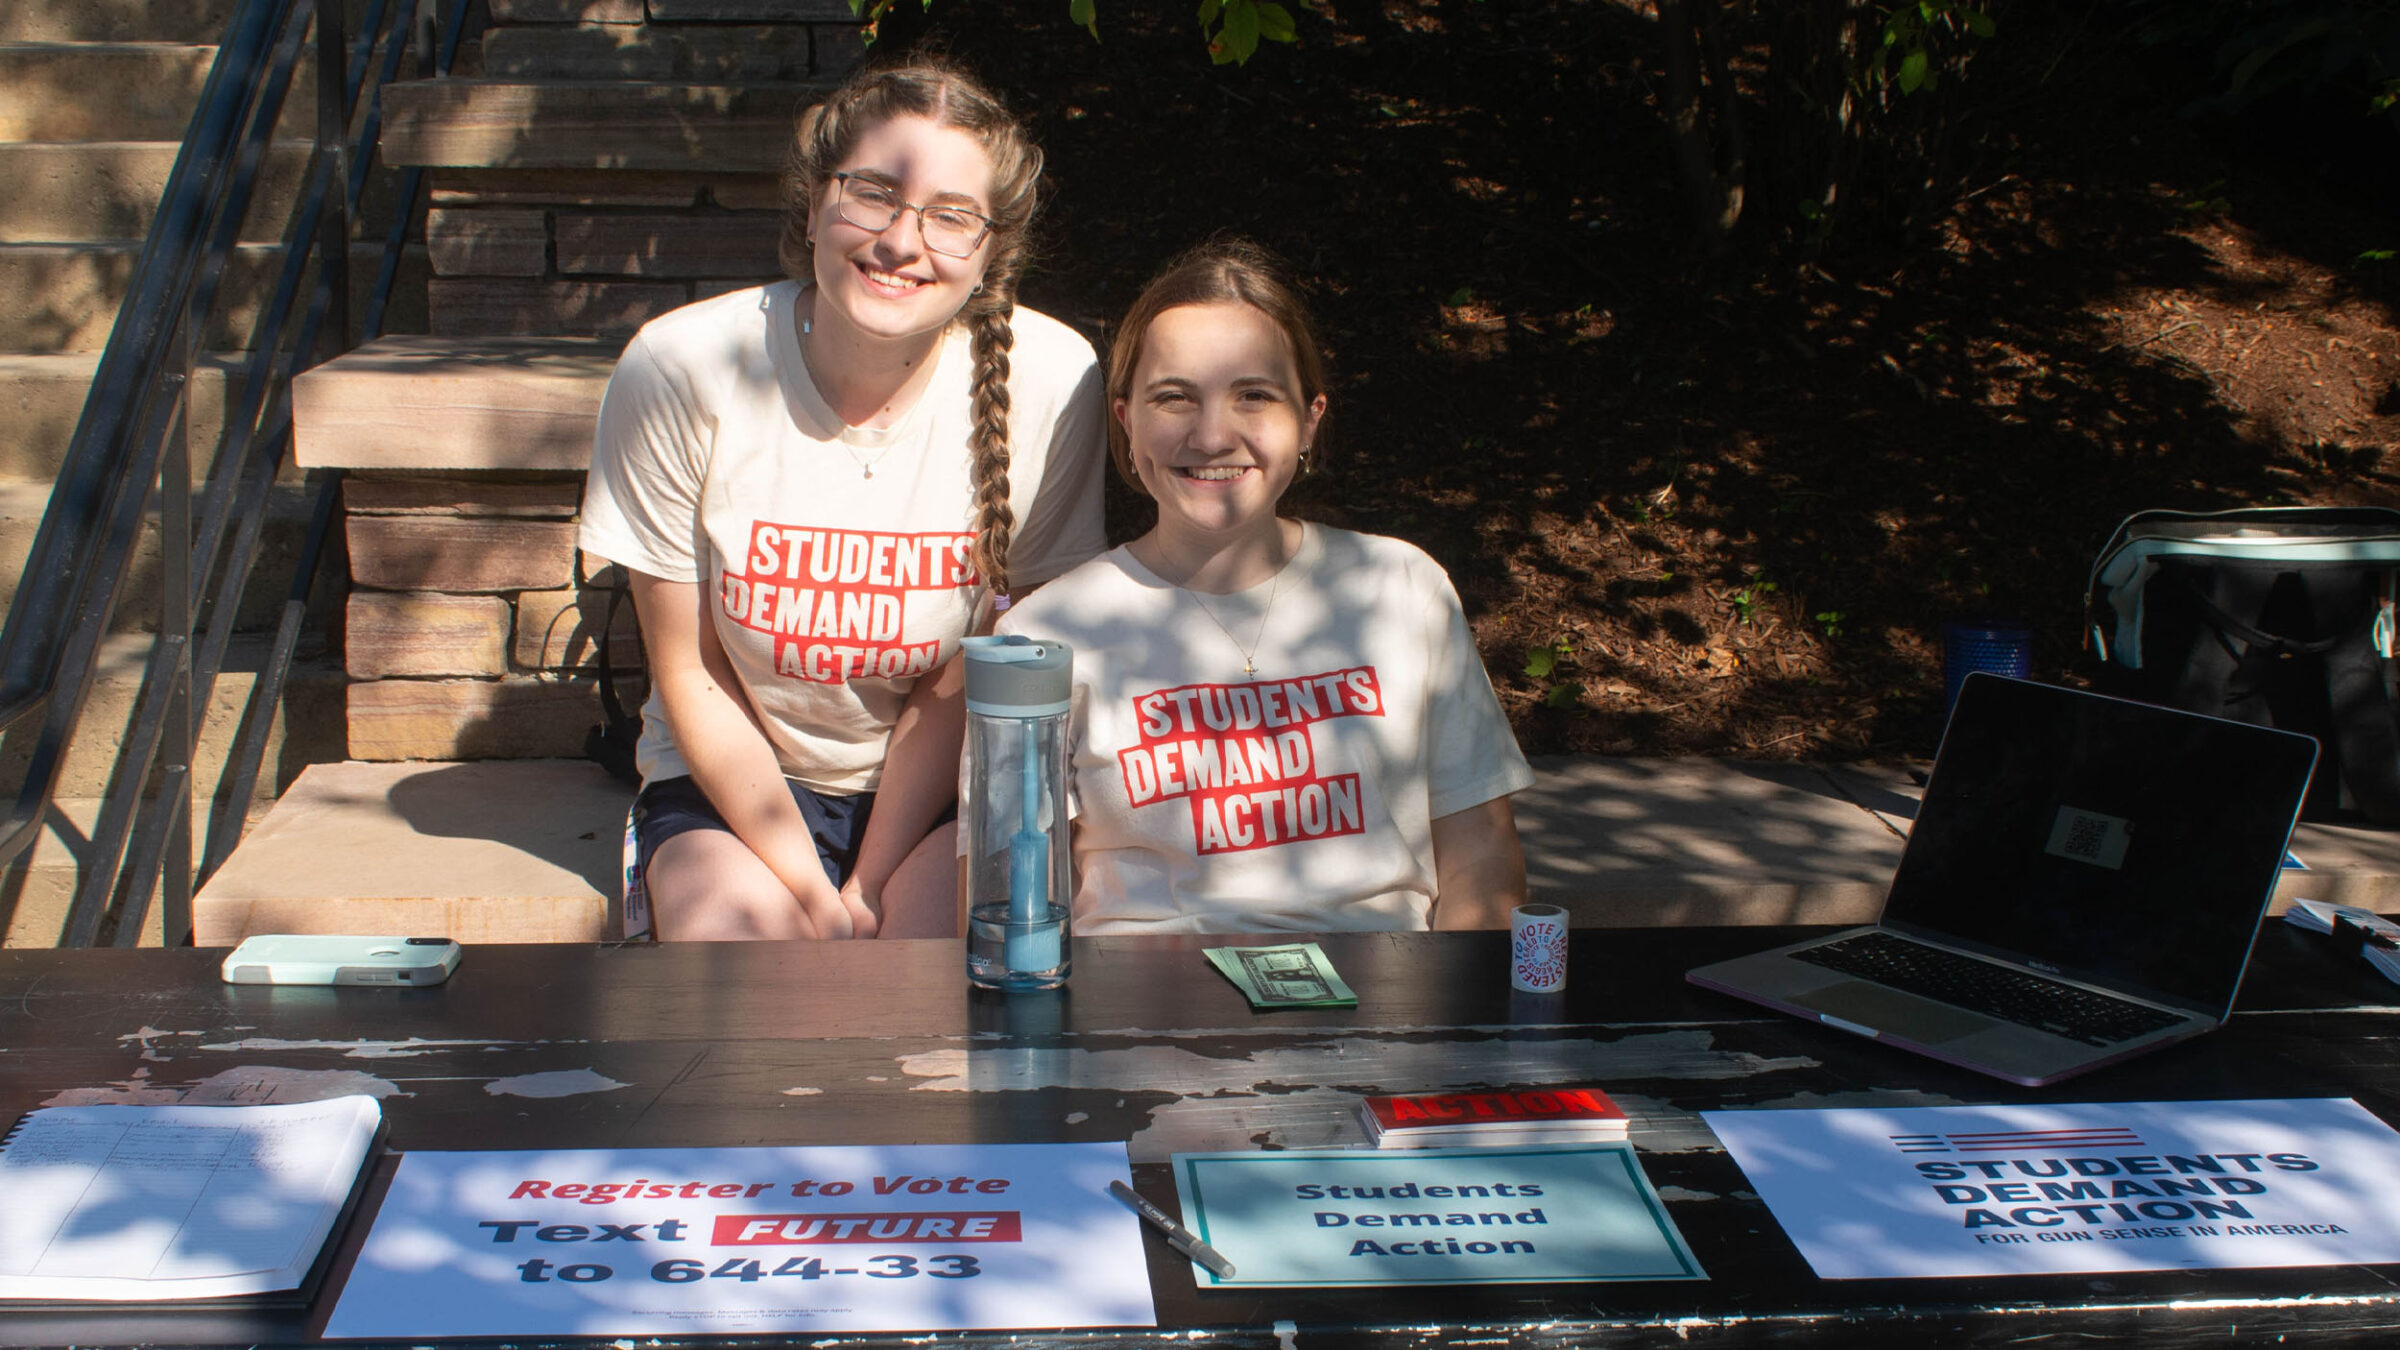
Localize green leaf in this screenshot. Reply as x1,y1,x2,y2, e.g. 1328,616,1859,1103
1198,0,1222,26
1964,9,1996,38
1523,647,1557,679
1069,0,1097,35
1898,48,1929,94
1221,0,1262,62
1446,286,1474,306
1544,681,1584,710
1257,1,1297,42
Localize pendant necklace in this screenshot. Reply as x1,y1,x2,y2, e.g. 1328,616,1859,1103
840,439,893,479
800,307,894,479
1185,567,1283,679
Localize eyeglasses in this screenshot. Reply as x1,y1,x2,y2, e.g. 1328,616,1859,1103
831,173,995,258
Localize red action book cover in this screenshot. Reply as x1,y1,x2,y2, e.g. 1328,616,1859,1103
1360,1088,1628,1145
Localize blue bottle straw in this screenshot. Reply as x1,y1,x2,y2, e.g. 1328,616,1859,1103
1004,717,1059,972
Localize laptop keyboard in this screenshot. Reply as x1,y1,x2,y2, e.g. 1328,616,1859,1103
1793,931,2185,1047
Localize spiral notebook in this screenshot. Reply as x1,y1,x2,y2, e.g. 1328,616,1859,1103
0,1095,383,1305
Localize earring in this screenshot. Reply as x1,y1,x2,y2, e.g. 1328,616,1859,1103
972,282,984,295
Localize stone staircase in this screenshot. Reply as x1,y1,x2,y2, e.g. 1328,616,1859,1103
192,0,863,944
0,0,424,946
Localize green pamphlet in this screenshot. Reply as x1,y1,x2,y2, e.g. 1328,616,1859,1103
1169,1143,1705,1286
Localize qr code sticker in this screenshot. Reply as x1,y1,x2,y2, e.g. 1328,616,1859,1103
2061,814,2109,861
2045,806,2131,869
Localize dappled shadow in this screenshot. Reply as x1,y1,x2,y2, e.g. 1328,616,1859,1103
284,0,2400,940
1511,755,1907,927
906,0,2398,762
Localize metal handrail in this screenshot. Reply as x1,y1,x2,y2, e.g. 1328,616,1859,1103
0,0,471,946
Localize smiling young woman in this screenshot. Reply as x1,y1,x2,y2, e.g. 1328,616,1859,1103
955,239,1533,936
578,60,1109,942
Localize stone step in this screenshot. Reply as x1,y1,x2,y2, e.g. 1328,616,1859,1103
480,23,819,82
0,0,237,44
293,333,620,471
0,629,345,819
164,750,2400,950
0,43,211,142
0,240,429,353
634,0,855,15
0,478,319,636
0,42,316,143
382,79,821,171
0,351,264,482
2,798,162,947
0,794,282,948
0,141,314,245
1516,757,2400,925
191,758,631,946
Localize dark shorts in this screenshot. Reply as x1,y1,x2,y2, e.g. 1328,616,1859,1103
632,775,876,892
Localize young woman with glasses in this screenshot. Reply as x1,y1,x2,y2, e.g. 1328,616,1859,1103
580,60,1108,941
917,239,1531,935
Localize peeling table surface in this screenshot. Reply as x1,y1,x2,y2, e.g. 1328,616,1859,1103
3,926,2398,1348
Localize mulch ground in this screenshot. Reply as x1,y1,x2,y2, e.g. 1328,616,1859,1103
899,0,2400,761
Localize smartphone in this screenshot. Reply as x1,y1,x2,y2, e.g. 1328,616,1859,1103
221,935,462,986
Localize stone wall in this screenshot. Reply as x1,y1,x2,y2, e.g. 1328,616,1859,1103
339,0,861,759
425,0,863,340
343,473,639,759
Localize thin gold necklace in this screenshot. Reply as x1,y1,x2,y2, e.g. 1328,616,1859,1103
1185,567,1283,679
840,439,893,479
798,301,894,479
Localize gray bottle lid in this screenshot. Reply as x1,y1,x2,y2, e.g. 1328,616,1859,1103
961,635,1073,717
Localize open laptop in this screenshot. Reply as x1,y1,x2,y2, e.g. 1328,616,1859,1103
1687,673,2319,1086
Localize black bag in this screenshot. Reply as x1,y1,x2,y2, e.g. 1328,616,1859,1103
583,564,647,788
2085,506,2400,823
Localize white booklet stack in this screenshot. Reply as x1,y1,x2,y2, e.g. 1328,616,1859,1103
2284,898,2400,986
0,1094,382,1302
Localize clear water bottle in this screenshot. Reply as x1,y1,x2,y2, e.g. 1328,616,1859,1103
962,635,1073,990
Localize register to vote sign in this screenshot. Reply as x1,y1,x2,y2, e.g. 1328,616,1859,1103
324,1144,1153,1337
1704,1098,2400,1279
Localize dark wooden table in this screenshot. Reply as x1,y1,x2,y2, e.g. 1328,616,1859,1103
4,924,2399,1348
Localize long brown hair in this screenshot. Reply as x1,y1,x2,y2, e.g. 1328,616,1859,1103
779,58,1043,596
1104,238,1330,495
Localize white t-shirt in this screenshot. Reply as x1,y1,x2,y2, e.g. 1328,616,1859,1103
580,281,1107,793
993,523,1535,933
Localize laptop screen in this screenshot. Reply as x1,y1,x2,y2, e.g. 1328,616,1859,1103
1882,675,2318,1015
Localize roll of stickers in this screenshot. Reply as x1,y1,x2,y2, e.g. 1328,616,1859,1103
1510,903,1569,993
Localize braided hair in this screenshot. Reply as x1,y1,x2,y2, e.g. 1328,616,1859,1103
778,58,1043,597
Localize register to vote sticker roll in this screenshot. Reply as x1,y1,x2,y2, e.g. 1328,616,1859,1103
1510,903,1569,993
